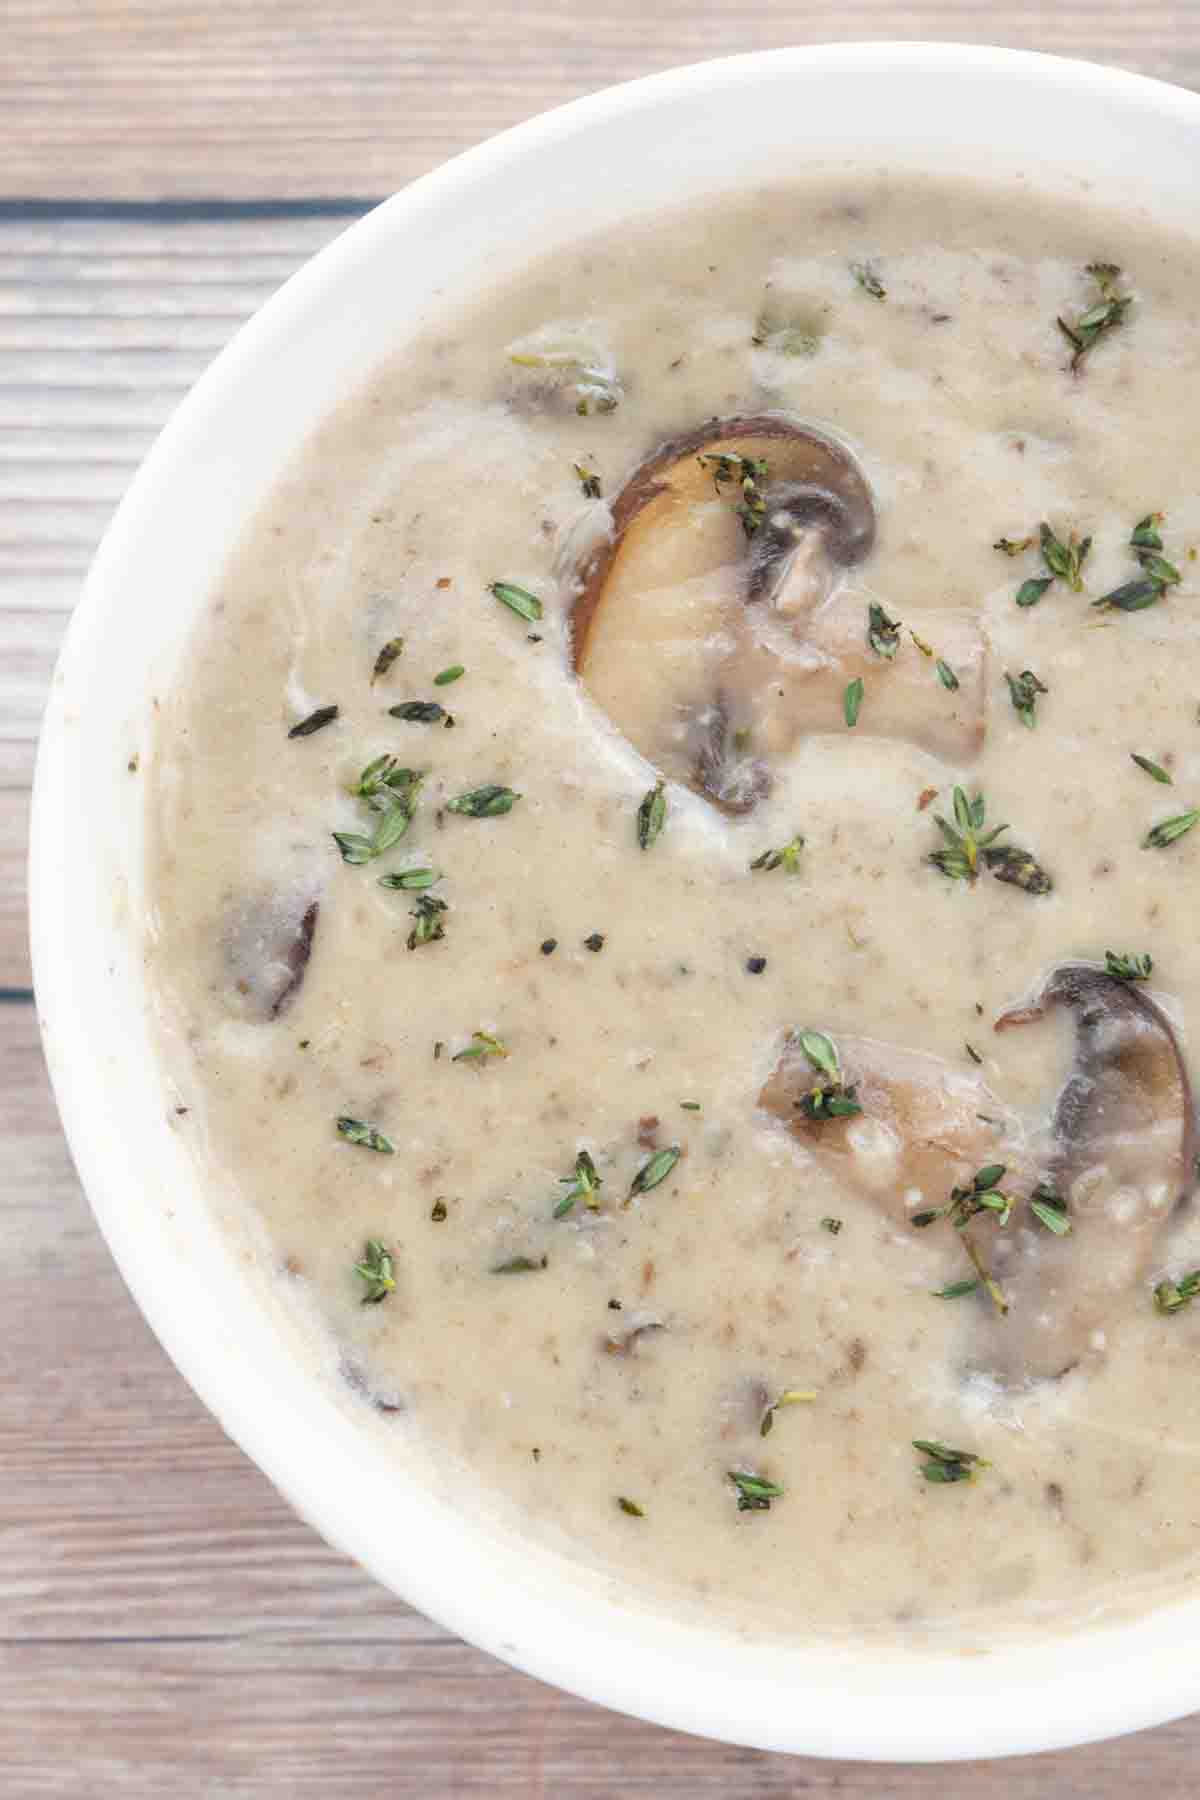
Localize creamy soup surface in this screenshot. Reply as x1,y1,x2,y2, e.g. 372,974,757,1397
148,171,1200,1645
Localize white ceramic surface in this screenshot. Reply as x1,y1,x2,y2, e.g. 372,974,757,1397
29,43,1200,1760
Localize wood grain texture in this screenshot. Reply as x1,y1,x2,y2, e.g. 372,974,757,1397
7,4,1200,1788
4,1,1200,201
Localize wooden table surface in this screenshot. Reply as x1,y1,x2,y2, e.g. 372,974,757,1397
7,5,1200,1793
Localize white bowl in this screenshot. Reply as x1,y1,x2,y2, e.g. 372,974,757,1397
30,43,1200,1761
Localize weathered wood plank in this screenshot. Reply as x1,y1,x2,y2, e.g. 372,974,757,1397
4,2,1199,201
1,1635,1198,1798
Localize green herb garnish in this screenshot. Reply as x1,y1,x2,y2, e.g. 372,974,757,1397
389,700,449,725
617,1496,645,1517
1132,512,1164,552
931,1279,981,1300
379,867,441,890
491,1254,548,1274
336,1116,395,1154
1029,1181,1071,1236
1143,809,1200,850
843,676,864,728
820,1216,843,1235
912,1440,989,1484
430,1198,447,1222
335,757,425,864
795,1030,862,1121
1005,669,1048,728
1015,576,1053,609
867,602,901,660
935,659,959,692
1105,950,1153,982
760,1389,817,1436
927,786,1008,883
574,462,602,499
965,1042,983,1064
1131,753,1172,785
994,536,1034,557
729,1469,785,1511
625,1144,681,1204
698,452,769,537
1094,576,1168,613
749,834,805,873
406,893,447,950
637,779,667,850
355,1238,396,1303
553,1149,603,1218
1154,1270,1200,1314
852,262,886,299
371,638,404,682
982,844,1053,894
434,664,465,686
446,784,520,817
453,1029,509,1065
1057,262,1132,371
288,704,339,738
1039,521,1091,591
489,580,543,623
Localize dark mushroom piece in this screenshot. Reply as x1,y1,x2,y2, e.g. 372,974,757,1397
989,964,1197,1378
224,893,320,1020
571,413,985,810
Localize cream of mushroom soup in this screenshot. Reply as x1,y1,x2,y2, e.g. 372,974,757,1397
147,171,1200,1642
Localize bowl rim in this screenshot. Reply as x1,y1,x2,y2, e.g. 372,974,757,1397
29,39,1200,1762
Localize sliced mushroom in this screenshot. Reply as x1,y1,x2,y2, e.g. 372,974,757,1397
224,893,319,1020
571,413,984,808
759,1031,1020,1225
988,965,1197,1377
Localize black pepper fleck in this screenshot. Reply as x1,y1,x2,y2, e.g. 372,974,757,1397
584,932,605,952
540,938,558,955
746,955,767,975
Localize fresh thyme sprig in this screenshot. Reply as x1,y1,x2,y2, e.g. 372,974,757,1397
794,1031,862,1121
1057,262,1132,372
698,452,769,537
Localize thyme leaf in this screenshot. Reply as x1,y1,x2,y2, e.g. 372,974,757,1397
1016,576,1053,609
355,1238,396,1303
1093,576,1168,613
371,638,404,682
795,1030,862,1121
453,1029,509,1065
1154,1270,1200,1314
1005,669,1048,728
994,536,1034,557
1143,809,1200,850
574,461,602,499
288,704,339,738
912,1439,989,1484
1039,521,1090,592
698,452,769,538
553,1149,603,1218
927,786,1008,883
1056,262,1132,371
867,601,901,659
406,893,447,950
434,664,465,686
851,261,886,299
447,784,520,817
625,1144,681,1204
491,1254,548,1274
932,1279,981,1300
489,580,543,623
1029,1181,1071,1236
1105,950,1153,982
636,779,667,850
389,700,448,724
379,866,441,890
728,1469,785,1511
843,676,864,728
337,1116,395,1154
982,844,1053,894
936,658,959,692
749,833,805,873
617,1496,645,1517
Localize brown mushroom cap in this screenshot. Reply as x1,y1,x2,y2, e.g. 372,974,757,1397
571,413,983,808
573,413,876,666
